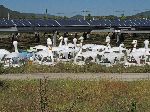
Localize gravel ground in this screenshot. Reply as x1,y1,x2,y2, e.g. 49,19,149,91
0,73,150,81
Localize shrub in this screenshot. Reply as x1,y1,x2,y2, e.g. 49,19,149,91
1,63,150,74
0,80,9,91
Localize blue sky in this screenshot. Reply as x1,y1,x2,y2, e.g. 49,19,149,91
0,0,150,16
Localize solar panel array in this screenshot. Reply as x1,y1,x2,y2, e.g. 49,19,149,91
0,19,14,27
56,19,89,26
0,19,150,27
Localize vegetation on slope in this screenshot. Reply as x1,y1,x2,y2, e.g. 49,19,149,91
1,5,150,19
0,5,54,19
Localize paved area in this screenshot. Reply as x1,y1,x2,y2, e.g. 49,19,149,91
0,73,150,81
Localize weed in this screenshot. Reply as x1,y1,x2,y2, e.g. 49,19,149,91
0,80,150,111
1,63,150,74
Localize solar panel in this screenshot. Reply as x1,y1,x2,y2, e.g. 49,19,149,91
86,20,100,26
142,19,149,26
133,19,141,26
79,20,89,26
98,20,107,26
124,19,135,27
147,19,150,26
37,20,49,26
0,19,14,27
55,20,67,26
56,19,89,26
0,19,150,29
12,19,26,27
20,20,32,27
129,19,146,27
26,20,42,27
3,19,14,27
113,19,125,27
113,19,118,27
139,19,149,26
46,20,60,26
26,19,59,27
124,20,131,26
101,19,113,26
88,19,113,27
0,20,7,27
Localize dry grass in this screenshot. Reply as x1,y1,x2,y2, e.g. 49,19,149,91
0,79,150,112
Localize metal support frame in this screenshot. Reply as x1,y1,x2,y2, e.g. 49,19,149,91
120,30,150,33
0,27,18,32
1,26,150,34
53,31,57,47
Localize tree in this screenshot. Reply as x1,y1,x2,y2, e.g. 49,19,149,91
106,15,116,20
31,14,36,19
87,13,92,20
63,16,68,20
120,13,126,20
43,15,47,20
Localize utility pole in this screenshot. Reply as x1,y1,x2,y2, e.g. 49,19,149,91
8,12,10,20
53,31,57,47
81,10,90,20
45,9,48,19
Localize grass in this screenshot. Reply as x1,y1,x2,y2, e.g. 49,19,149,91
1,63,150,74
0,79,150,112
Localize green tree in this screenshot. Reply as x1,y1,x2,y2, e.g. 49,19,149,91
63,16,68,20
87,13,92,20
31,14,36,19
120,13,126,20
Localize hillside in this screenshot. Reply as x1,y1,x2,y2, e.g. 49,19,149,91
0,5,54,19
0,5,22,18
134,11,150,18
1,5,150,19
70,15,84,19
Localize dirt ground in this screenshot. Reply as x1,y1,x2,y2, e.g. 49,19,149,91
0,73,150,81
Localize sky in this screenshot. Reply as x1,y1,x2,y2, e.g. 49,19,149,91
0,0,150,17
